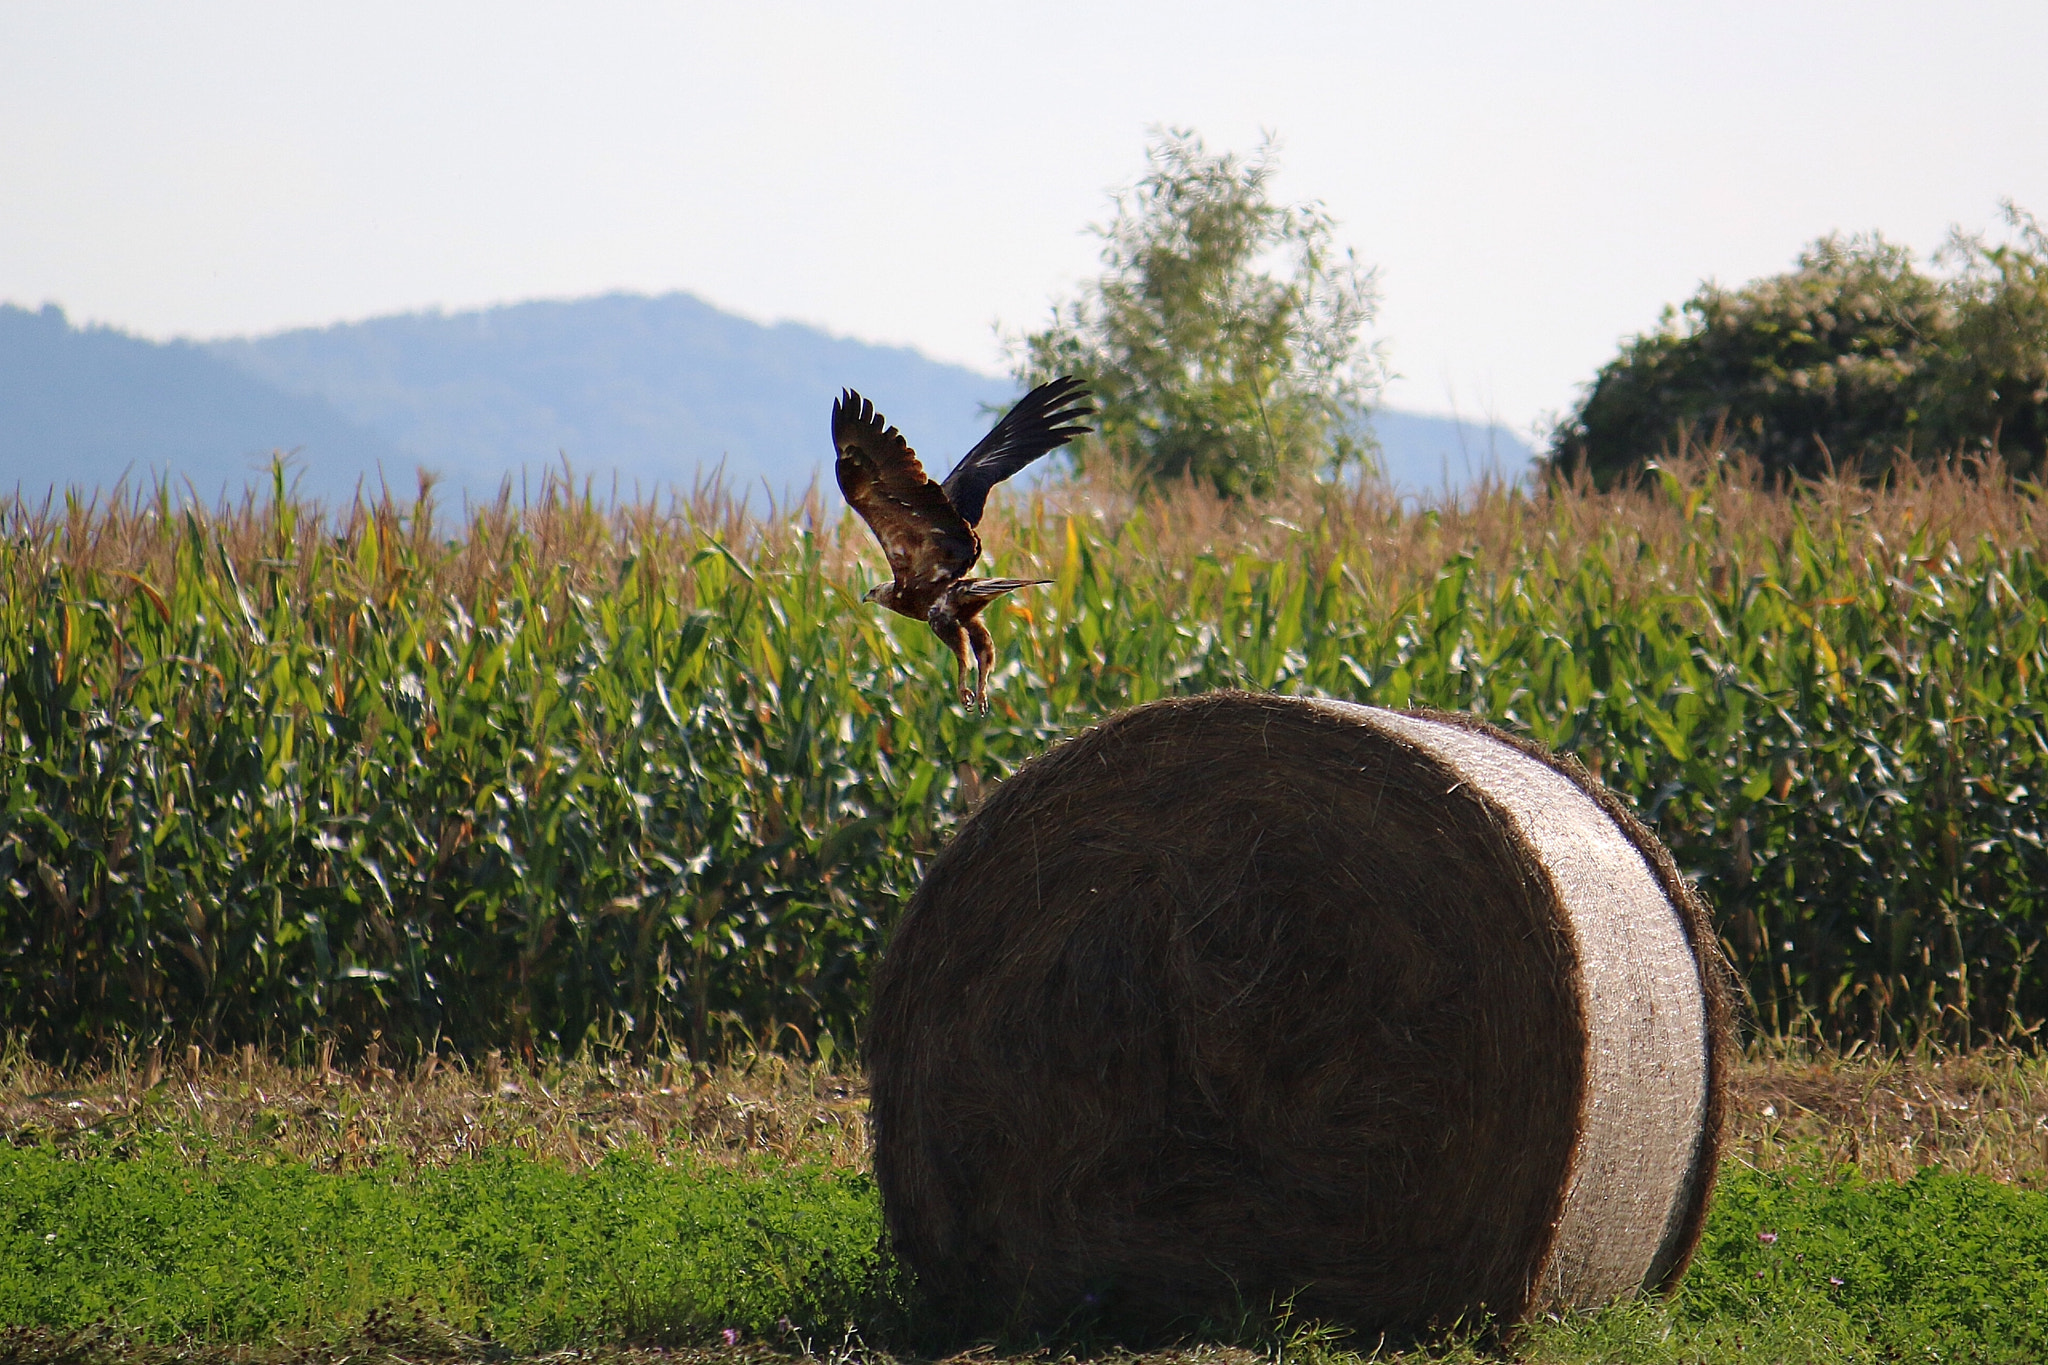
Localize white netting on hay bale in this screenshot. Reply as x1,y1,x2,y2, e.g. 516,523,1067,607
868,691,1732,1339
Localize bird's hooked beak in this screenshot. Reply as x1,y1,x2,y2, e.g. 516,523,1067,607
861,584,883,604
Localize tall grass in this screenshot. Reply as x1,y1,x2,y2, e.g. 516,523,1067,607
4,454,2046,1058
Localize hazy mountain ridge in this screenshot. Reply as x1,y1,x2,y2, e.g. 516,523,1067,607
5,292,1533,505
0,303,405,503
206,293,1020,499
1368,407,1537,492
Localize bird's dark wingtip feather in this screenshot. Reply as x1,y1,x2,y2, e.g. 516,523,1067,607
832,388,885,446
936,374,1104,525
1033,374,1098,431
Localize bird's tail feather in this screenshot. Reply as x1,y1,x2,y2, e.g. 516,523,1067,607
951,577,1051,606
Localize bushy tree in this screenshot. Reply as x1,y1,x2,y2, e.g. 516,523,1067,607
1932,204,2048,465
1549,235,1950,483
1549,207,2048,485
1015,130,1384,497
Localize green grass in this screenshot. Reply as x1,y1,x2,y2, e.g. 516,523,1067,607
1662,1163,2048,1362
2,1043,2040,1362
5,1135,2047,1362
0,1139,882,1350
5,1046,2048,1362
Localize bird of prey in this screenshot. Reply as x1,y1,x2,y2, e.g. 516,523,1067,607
833,375,1094,713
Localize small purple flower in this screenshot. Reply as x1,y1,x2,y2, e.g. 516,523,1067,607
1757,1230,1778,1244
1830,1277,1845,1287
722,1327,741,1347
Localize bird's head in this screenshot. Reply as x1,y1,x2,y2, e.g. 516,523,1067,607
862,583,886,605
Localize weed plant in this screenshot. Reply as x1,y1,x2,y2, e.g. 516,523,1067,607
4,453,2047,1058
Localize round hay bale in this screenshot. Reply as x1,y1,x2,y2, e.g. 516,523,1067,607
867,691,1732,1339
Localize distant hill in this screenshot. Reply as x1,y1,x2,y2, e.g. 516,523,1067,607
206,292,1019,502
4,292,1532,506
1368,407,1536,494
0,303,406,504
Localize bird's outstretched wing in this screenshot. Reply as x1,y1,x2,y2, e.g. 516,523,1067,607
940,375,1095,526
833,389,980,585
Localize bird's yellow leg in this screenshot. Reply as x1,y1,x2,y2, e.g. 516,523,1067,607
930,617,974,710
967,618,996,715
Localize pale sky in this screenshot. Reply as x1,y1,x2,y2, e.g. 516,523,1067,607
5,1,2045,440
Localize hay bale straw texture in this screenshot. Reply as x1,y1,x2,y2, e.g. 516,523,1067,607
867,691,1732,1339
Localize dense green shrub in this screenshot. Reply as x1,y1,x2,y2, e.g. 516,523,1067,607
1551,208,2048,485
1933,207,2048,467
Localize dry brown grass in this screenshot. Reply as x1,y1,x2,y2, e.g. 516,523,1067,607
1730,1039,2048,1186
0,1040,866,1172
7,1038,2044,1190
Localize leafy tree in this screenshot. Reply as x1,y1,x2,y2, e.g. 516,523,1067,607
1931,203,2048,466
1014,130,1384,497
1549,209,2048,485
1549,235,1950,484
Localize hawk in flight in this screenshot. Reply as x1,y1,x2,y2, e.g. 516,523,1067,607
833,376,1094,712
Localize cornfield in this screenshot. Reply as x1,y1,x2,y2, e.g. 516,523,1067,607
4,455,2046,1059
